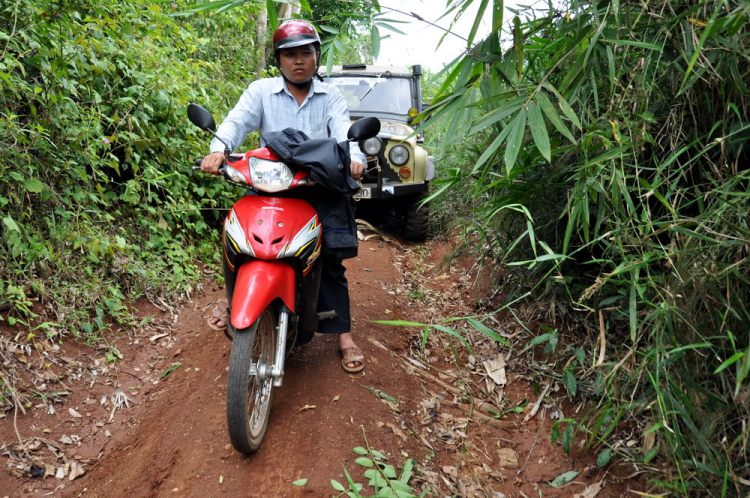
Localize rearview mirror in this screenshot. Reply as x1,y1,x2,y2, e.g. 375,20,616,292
347,117,380,141
187,103,216,132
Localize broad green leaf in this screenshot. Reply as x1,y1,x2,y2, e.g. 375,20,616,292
331,479,346,492
564,367,577,398
526,100,550,161
319,24,340,34
355,457,374,468
550,470,580,487
3,215,20,233
597,448,612,467
352,446,368,455
399,459,414,483
381,464,397,479
292,479,308,486
24,178,45,193
504,109,526,174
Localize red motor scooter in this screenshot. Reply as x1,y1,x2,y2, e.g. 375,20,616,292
187,103,379,454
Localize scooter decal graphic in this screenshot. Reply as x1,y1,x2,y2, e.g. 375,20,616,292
278,215,320,262
224,209,254,271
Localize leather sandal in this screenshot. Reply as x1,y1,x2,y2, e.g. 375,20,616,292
207,304,229,331
340,346,365,373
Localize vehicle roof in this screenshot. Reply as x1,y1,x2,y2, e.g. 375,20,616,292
324,64,413,77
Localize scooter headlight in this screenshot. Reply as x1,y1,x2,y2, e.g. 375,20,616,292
362,137,384,156
249,157,295,192
389,145,410,166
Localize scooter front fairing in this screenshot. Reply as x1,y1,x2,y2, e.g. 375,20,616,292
221,195,322,329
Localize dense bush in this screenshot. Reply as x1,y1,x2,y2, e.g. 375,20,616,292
0,0,260,335
424,0,749,494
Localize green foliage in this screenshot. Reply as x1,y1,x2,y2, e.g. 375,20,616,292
0,0,252,337
333,431,427,498
421,0,750,494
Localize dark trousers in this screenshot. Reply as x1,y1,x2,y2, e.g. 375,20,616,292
316,254,350,334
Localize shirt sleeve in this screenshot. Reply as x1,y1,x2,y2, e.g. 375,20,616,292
210,81,263,154
325,86,366,165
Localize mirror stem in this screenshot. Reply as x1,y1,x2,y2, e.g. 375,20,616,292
207,129,232,161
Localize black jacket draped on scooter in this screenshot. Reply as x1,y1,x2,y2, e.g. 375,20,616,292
262,128,359,260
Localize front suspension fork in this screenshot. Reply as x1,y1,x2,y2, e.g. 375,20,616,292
253,311,290,387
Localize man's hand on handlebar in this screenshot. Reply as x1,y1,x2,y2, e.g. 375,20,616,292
350,161,364,182
201,151,225,175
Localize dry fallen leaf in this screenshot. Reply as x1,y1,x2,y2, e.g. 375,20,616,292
497,448,519,468
298,404,316,412
483,354,507,386
386,422,408,441
68,408,83,418
332,395,340,403
573,480,604,498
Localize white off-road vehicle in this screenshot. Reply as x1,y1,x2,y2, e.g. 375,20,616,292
325,64,434,242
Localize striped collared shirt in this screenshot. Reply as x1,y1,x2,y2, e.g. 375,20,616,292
210,77,364,163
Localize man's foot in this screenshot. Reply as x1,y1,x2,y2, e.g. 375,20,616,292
207,300,229,331
339,332,364,373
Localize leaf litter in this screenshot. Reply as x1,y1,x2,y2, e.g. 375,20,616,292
0,290,190,485
369,244,634,497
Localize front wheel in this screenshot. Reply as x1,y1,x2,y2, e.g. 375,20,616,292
226,306,277,454
404,190,430,242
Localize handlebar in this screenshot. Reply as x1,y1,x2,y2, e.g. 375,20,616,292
192,158,224,174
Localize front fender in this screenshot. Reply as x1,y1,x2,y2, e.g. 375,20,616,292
231,260,296,330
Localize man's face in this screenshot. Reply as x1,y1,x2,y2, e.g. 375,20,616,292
279,45,317,85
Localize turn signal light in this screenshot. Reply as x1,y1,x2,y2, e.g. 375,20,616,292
399,167,411,178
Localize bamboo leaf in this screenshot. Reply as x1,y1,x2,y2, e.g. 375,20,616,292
467,0,490,47
504,109,526,174
466,318,511,347
526,100,551,161
542,83,581,129
584,145,629,167
470,124,512,175
371,24,381,60
431,324,472,353
266,0,278,30
601,39,662,50
535,91,576,144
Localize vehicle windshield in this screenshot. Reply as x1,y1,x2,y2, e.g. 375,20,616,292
326,76,413,116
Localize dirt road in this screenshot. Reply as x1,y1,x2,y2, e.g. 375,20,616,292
1,236,641,497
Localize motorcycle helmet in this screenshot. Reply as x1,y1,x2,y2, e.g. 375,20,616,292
273,19,321,52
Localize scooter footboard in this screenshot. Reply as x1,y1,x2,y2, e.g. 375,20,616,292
231,260,296,330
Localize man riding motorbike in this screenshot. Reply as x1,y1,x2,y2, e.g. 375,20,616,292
200,19,365,373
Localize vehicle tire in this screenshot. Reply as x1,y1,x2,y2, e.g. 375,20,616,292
226,306,276,454
404,191,430,242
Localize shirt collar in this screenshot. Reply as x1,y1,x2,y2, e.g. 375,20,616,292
271,77,329,96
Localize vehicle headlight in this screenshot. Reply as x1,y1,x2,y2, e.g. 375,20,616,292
362,137,383,156
389,145,410,166
249,157,294,192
